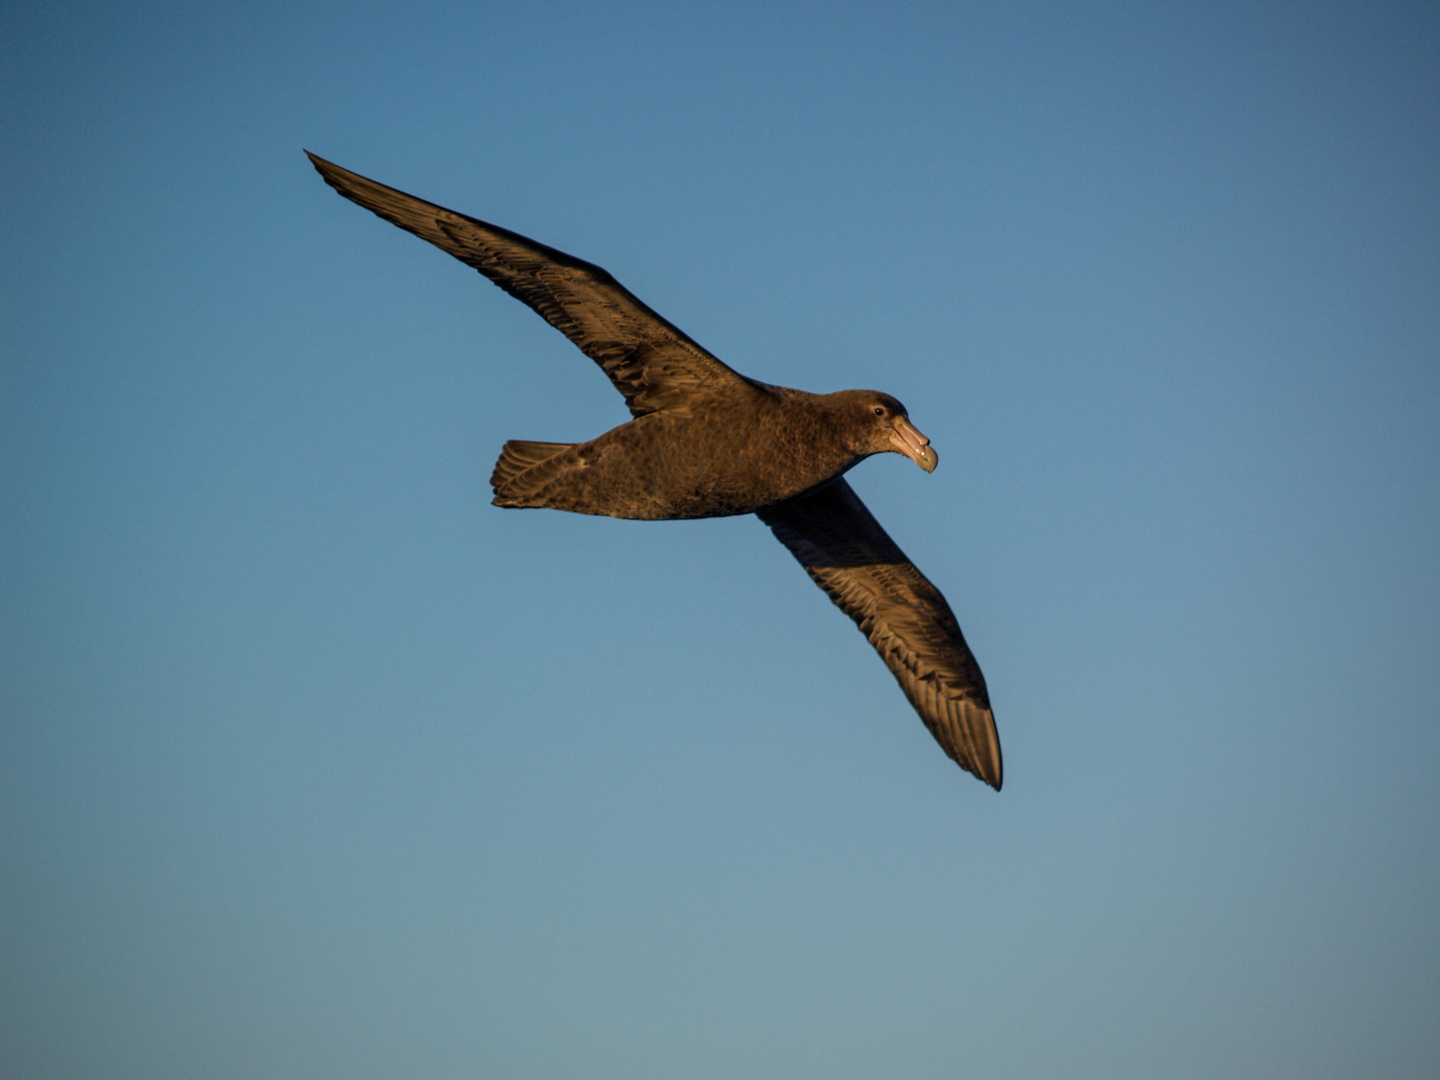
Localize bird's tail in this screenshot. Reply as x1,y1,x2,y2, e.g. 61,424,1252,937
490,440,575,503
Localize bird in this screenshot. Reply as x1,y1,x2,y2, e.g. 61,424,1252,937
307,152,1002,790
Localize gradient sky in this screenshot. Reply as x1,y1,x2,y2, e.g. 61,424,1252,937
3,2,1437,1078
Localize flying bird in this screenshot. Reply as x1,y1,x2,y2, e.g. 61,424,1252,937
307,152,1002,789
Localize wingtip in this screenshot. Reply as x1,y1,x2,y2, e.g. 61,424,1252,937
985,734,1003,791
305,149,340,180
305,151,359,191
969,758,1002,791
959,715,1002,790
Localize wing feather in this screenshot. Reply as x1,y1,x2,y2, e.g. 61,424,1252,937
757,479,1002,789
307,152,749,416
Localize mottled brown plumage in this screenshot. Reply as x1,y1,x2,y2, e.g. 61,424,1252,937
308,152,1002,789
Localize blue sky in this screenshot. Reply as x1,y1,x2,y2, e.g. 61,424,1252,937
3,2,1437,1077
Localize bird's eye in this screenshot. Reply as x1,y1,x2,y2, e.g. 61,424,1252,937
872,405,886,416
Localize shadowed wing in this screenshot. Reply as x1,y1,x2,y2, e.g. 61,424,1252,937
758,478,1002,789
307,152,749,417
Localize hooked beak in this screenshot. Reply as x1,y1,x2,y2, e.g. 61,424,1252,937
890,416,938,473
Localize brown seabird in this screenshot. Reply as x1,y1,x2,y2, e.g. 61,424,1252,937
308,152,1002,789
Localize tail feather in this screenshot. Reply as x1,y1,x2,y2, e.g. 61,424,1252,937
490,440,574,498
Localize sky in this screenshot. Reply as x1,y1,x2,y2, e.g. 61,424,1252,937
2,1,1437,1077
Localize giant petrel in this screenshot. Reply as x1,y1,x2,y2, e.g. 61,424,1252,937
308,152,1002,789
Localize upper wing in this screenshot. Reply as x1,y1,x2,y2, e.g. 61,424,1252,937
757,478,1002,789
307,152,750,417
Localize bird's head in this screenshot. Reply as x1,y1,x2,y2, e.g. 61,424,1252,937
836,390,938,473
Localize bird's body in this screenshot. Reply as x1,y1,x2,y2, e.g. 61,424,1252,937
308,152,1003,789
495,386,907,520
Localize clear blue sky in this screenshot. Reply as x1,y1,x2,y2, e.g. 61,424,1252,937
3,2,1437,1077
